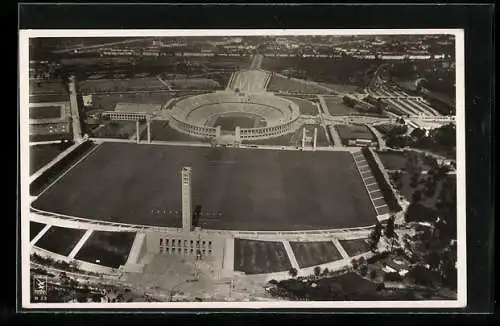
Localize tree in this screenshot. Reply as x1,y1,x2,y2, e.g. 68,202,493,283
288,268,298,278
351,258,359,270
386,216,396,239
313,266,321,277
369,269,377,279
359,264,368,277
425,251,441,270
369,222,383,251
322,268,330,276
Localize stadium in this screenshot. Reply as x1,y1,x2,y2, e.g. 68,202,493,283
169,91,301,141
28,67,400,281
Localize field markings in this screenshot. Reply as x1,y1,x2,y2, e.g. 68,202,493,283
68,229,94,259
331,238,350,259
366,182,378,187
37,142,103,197
30,224,52,246
375,204,388,209
371,196,384,201
282,241,300,271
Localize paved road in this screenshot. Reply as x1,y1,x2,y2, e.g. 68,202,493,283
249,54,264,70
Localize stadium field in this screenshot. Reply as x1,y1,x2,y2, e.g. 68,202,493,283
338,238,370,257
234,239,291,274
74,231,136,268
289,241,343,268
211,115,263,130
32,142,378,231
29,106,62,120
30,221,46,241
34,226,86,256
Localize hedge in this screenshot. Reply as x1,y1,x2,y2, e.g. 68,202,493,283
361,147,402,212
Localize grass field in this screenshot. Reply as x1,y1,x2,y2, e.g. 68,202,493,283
90,92,176,110
89,121,137,139
34,226,86,256
30,142,73,175
281,96,319,115
32,142,377,231
74,231,136,268
29,133,73,143
79,78,167,94
234,239,291,274
323,97,362,116
261,56,380,86
290,241,343,268
29,106,62,120
213,115,259,130
338,238,371,257
30,221,46,241
267,75,335,94
336,124,375,143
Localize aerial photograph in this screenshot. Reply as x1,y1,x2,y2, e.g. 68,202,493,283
24,32,459,305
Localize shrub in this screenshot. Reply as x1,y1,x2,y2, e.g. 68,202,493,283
359,264,368,277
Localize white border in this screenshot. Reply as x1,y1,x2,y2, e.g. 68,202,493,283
20,29,466,309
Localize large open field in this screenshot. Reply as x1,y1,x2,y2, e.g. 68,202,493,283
261,56,381,86
290,241,343,268
338,238,371,257
74,231,136,268
32,142,377,231
90,92,177,110
211,115,262,130
267,75,336,94
323,96,363,116
29,106,62,120
34,226,86,256
234,239,291,274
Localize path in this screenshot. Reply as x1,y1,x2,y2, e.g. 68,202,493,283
249,54,264,70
